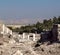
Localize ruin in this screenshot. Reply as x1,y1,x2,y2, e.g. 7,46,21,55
0,23,60,44
0,23,60,43
40,24,60,43
52,24,60,41
0,23,60,55
0,24,40,43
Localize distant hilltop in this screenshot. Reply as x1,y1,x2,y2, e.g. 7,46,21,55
6,24,26,29
0,20,26,29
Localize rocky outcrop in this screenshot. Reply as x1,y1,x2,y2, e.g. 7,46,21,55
33,43,60,55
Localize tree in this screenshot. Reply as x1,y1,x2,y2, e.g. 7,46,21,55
36,22,43,33
47,19,53,30
9,16,60,33
58,16,60,24
43,19,48,29
53,16,58,24
43,19,53,30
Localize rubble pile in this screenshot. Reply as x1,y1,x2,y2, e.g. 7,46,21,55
0,37,60,55
33,43,60,55
0,40,36,55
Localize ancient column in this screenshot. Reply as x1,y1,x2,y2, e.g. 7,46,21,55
7,28,9,33
33,34,35,41
18,34,20,37
28,35,29,40
2,24,5,38
10,30,12,35
23,33,25,40
3,24,5,34
18,34,21,42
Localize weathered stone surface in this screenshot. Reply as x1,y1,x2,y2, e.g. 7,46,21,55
33,43,60,55
0,23,60,55
0,40,60,55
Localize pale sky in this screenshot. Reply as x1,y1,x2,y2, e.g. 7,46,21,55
0,0,60,24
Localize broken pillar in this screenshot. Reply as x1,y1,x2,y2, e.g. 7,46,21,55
52,24,60,41
33,33,35,41
28,35,29,40
23,33,25,40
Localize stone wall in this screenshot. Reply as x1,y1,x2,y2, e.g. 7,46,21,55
52,24,60,41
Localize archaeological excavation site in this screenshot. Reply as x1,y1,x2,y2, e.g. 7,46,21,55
0,23,60,55
0,0,60,55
